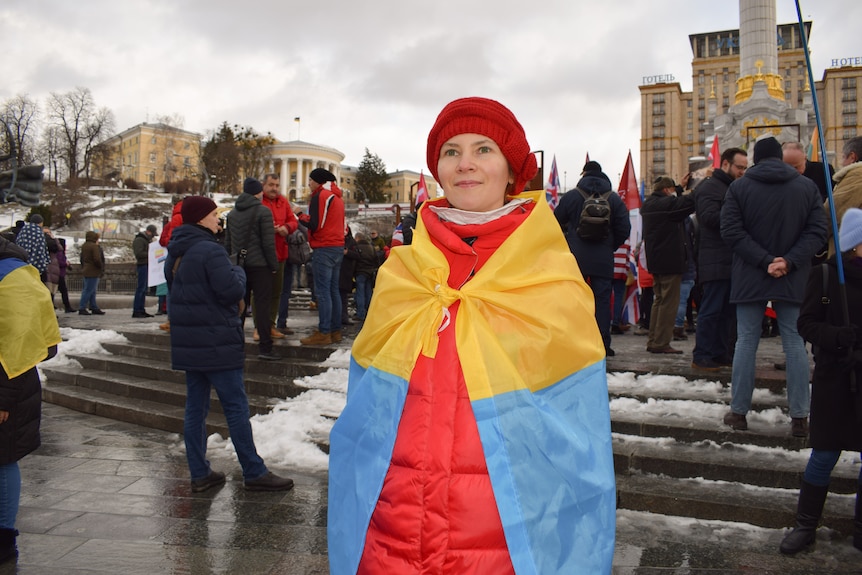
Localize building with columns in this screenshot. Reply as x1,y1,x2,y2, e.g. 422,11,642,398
639,0,861,183
263,140,344,202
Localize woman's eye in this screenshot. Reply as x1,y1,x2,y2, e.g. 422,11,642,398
443,149,458,157
477,146,492,154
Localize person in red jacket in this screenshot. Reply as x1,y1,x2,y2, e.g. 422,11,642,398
156,200,185,330
260,173,299,338
298,168,345,346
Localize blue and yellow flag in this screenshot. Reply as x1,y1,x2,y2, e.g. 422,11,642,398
328,192,616,574
0,259,62,379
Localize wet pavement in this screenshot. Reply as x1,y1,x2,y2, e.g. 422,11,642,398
7,295,859,574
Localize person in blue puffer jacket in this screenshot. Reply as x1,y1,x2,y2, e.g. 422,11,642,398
165,195,293,494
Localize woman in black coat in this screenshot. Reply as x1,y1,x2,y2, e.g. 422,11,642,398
0,236,61,563
780,207,862,555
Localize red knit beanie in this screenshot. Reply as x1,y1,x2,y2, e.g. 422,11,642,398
427,97,538,196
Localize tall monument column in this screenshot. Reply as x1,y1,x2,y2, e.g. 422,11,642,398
739,0,777,76
735,0,784,104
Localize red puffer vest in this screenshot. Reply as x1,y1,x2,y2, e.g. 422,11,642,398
357,204,532,575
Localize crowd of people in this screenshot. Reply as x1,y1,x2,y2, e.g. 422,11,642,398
2,107,862,567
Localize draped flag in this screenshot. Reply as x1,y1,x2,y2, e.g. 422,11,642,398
544,154,561,209
708,135,721,169
415,172,429,208
328,191,616,574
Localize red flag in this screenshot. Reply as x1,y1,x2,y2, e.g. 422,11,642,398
708,136,720,169
415,172,429,207
617,151,640,211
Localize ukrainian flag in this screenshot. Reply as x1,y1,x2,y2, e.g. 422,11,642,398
329,192,616,574
0,258,62,378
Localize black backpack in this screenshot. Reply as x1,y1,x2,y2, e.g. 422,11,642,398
576,187,612,242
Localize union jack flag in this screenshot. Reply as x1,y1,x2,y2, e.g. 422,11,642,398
545,155,561,209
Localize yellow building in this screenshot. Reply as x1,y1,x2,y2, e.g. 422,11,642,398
94,122,202,187
639,21,861,182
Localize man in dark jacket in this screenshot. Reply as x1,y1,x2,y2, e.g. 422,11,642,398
691,147,748,370
225,178,280,360
165,195,293,493
131,224,158,318
720,136,828,437
640,176,696,354
554,162,630,356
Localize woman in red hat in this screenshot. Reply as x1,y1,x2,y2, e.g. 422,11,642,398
328,97,616,574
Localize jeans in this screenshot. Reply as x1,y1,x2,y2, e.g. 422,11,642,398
804,450,862,486
355,273,373,320
674,279,695,328
184,369,268,482
276,262,296,328
611,278,626,327
78,277,100,311
0,462,21,529
693,280,734,364
133,264,148,313
312,247,343,334
730,301,810,418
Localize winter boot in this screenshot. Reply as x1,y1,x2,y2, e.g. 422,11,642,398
779,480,829,555
0,528,18,564
855,482,862,552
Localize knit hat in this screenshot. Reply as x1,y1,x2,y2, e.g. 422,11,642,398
243,177,263,195
426,97,537,195
309,168,336,184
839,208,862,252
181,196,217,225
29,214,43,224
146,224,158,236
653,175,676,192
582,161,602,174
753,136,783,164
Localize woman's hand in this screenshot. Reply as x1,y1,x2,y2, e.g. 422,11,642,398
0,410,8,424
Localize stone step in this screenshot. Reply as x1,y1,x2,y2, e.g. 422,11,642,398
612,435,859,495
40,365,280,417
616,473,855,535
41,379,230,437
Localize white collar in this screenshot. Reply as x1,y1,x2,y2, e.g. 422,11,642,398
429,198,531,225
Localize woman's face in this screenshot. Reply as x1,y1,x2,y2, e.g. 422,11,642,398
199,208,220,233
437,133,513,212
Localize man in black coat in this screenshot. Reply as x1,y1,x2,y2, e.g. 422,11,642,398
554,162,630,356
640,176,696,354
720,136,828,437
225,178,280,360
691,147,748,371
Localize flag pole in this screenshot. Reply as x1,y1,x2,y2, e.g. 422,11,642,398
795,1,843,277
795,0,854,390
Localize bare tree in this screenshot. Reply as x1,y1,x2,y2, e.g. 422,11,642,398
1,94,40,169
38,125,64,184
235,124,275,181
46,87,115,183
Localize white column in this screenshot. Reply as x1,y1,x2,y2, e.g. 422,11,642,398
739,0,777,76
280,158,288,196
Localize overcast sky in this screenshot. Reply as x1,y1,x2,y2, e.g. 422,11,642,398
1,1,857,189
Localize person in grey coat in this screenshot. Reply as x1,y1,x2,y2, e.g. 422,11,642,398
720,136,828,437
